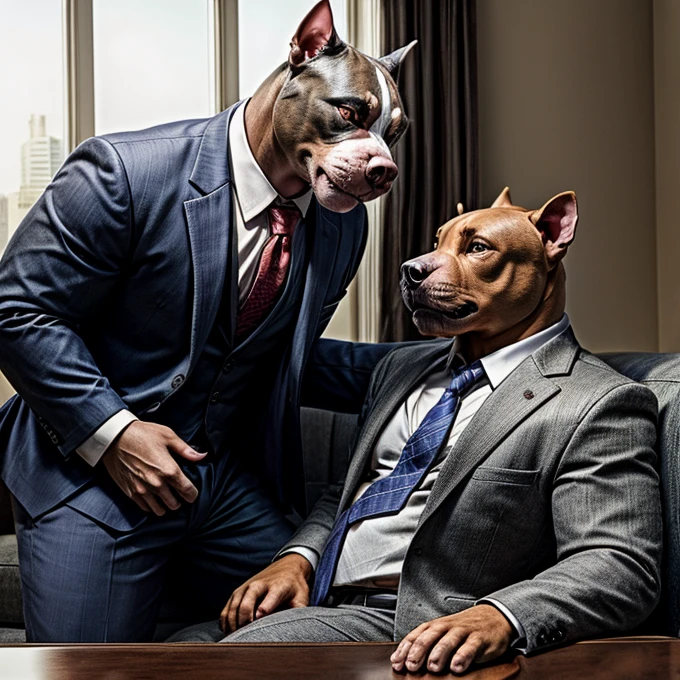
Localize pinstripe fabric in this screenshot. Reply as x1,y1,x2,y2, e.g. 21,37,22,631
310,362,485,606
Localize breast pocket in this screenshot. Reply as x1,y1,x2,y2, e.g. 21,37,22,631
471,466,540,486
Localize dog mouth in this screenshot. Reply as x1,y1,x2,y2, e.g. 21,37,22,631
314,166,378,202
412,300,479,320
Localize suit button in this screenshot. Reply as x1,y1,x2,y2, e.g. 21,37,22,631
537,633,548,646
171,374,185,389
555,628,565,641
210,392,220,404
223,360,235,374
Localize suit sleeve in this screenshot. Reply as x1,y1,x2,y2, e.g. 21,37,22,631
0,136,133,456
485,382,662,652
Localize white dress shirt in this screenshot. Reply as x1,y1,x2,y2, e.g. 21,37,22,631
76,101,312,465
289,315,570,647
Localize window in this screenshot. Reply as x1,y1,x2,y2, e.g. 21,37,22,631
237,0,347,99
0,0,65,253
93,0,213,135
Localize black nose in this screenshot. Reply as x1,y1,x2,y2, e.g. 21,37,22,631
401,261,427,288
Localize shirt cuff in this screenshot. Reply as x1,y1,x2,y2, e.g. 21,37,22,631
75,410,138,466
278,547,319,571
477,598,528,653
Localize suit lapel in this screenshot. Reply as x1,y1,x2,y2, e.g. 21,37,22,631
183,103,240,374
289,206,339,396
338,340,453,513
417,328,580,527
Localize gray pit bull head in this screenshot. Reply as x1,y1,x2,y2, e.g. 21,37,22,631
270,0,416,212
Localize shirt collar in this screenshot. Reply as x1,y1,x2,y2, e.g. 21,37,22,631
450,314,571,389
228,100,313,222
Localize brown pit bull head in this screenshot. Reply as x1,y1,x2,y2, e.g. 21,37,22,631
266,0,415,212
400,188,579,339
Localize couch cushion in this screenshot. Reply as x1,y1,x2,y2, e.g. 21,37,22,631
0,534,23,626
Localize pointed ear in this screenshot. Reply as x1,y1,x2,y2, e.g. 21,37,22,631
530,192,578,265
378,40,417,79
491,187,513,208
289,0,343,67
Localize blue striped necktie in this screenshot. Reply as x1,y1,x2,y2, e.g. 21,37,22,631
310,360,486,606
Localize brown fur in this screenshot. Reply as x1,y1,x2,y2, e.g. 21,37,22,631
401,188,578,362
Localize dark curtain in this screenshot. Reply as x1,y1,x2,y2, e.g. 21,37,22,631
380,0,479,342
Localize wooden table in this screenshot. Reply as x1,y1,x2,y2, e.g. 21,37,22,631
0,637,677,679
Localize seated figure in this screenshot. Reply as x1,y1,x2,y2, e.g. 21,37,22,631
174,189,662,675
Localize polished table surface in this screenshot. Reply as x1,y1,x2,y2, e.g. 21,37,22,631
0,637,677,679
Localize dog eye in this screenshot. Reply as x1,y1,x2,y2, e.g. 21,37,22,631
338,106,360,126
468,241,489,254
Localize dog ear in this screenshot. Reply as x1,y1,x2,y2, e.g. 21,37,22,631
491,187,513,208
289,0,344,67
378,40,417,79
530,192,578,266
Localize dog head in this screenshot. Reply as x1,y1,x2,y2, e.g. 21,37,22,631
270,0,415,212
400,188,579,338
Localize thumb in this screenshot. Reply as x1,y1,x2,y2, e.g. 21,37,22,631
167,436,208,461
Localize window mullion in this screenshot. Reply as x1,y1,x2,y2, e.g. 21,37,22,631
63,0,95,152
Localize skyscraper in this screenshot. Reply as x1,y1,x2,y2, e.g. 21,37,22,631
18,115,63,209
6,115,64,243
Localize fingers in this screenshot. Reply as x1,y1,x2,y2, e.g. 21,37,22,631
238,583,268,628
220,595,233,633
255,585,291,620
167,435,208,462
227,586,247,634
391,623,428,671
142,492,167,517
392,624,455,673
167,467,199,504
391,610,512,675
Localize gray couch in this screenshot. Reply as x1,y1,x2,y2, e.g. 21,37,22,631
0,350,679,642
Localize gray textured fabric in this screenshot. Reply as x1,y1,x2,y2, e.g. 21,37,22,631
0,534,22,626
283,331,664,653
168,605,394,643
228,605,395,643
601,352,680,637
0,627,25,642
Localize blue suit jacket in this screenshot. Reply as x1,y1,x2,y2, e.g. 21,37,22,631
0,103,393,530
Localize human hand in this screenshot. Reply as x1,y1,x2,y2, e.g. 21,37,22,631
102,420,206,516
390,604,513,674
221,553,313,634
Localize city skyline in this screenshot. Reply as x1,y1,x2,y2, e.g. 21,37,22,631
0,114,64,253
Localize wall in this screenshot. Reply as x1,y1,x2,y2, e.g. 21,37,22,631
653,0,680,352
477,0,658,353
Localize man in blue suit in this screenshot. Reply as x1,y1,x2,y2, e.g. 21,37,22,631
0,1,413,641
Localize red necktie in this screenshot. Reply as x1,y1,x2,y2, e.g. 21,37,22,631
235,204,301,340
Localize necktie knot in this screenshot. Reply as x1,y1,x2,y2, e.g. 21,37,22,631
447,360,485,397
269,205,300,236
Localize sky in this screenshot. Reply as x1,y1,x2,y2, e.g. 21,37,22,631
0,0,347,197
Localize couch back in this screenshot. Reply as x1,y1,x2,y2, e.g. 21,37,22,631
601,352,680,637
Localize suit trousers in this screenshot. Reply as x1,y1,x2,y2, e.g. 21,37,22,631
12,452,294,642
168,605,396,643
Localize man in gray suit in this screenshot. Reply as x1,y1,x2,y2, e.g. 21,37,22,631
177,188,662,674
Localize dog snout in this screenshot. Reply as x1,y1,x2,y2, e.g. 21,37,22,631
401,260,428,289
365,156,398,190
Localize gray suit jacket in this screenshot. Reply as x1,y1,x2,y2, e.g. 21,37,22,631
286,328,663,652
